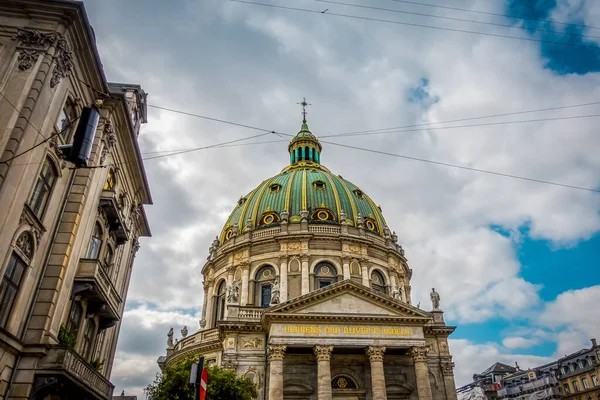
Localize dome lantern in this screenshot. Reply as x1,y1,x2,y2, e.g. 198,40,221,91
288,98,322,165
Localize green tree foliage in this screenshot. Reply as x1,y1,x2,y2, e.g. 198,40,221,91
145,357,258,400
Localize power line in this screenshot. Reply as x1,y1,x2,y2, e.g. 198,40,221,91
321,113,600,139
385,0,600,31
228,0,600,49
321,140,600,193
310,0,600,41
322,101,600,137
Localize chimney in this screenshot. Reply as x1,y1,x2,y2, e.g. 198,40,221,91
592,338,597,348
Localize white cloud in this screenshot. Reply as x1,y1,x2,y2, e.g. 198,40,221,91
502,336,540,349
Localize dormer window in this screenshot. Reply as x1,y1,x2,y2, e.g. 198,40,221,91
238,197,247,206
270,184,282,193
313,180,326,190
353,189,363,199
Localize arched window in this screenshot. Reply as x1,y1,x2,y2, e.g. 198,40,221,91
103,245,114,274
82,318,97,360
56,97,77,140
29,158,57,217
213,281,227,326
371,270,387,294
314,263,338,289
67,300,83,343
332,375,358,389
0,253,28,328
104,169,115,191
255,266,276,307
86,223,103,259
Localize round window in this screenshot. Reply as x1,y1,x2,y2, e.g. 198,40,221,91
318,211,328,220
366,220,376,230
264,215,274,224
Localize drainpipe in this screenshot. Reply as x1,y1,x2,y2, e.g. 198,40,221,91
4,170,76,399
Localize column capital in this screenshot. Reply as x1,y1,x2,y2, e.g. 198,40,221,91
278,255,288,264
268,344,287,361
301,255,310,263
341,255,352,263
226,265,236,274
441,361,455,376
204,278,215,288
409,346,430,362
314,345,334,361
239,262,250,271
366,346,386,362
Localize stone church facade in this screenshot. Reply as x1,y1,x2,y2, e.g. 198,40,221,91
0,1,151,399
161,117,458,400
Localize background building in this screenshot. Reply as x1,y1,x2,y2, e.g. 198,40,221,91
0,1,151,399
557,339,600,400
159,117,459,400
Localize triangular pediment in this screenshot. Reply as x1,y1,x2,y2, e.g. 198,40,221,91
266,280,430,320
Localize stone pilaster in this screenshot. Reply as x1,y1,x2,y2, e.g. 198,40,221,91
314,345,334,400
204,279,215,329
240,263,250,306
441,360,458,400
268,345,286,400
200,282,209,329
301,255,309,295
279,256,288,303
342,256,351,280
410,346,433,400
361,264,369,287
366,346,387,400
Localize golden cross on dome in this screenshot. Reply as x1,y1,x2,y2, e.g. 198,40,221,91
297,97,311,123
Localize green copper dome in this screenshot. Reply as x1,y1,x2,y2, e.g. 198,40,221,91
220,121,388,241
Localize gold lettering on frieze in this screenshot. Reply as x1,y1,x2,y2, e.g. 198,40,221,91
282,325,414,337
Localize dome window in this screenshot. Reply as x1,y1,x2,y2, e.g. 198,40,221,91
364,216,377,231
353,189,364,199
269,183,282,193
312,180,326,190
224,228,234,240
237,197,247,206
311,204,335,221
371,270,387,294
258,209,280,226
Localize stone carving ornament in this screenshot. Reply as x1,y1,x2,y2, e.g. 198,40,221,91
15,231,34,259
50,38,74,88
440,361,455,376
365,346,386,362
270,279,280,305
280,209,289,223
227,282,239,303
13,29,57,71
181,326,188,338
339,209,347,224
409,346,430,363
268,345,286,361
242,338,264,348
430,288,441,310
313,345,334,361
167,327,174,347
100,122,117,164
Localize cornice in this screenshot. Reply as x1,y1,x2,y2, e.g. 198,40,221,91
424,326,457,335
165,341,222,368
263,313,430,324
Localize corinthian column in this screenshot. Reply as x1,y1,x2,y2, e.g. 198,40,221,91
441,360,458,400
409,346,433,400
268,345,286,400
366,346,387,400
314,345,334,400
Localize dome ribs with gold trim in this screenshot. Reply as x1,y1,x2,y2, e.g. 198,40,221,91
220,120,388,241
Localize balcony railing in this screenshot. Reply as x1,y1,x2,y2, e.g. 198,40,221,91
37,346,114,399
252,227,281,239
75,259,122,320
238,306,264,320
309,225,340,235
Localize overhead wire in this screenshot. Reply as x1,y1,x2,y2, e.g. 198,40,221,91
228,0,600,49
384,0,600,31
310,0,600,41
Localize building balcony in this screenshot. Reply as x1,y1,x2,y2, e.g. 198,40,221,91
99,190,128,245
34,345,114,399
226,305,264,322
73,259,122,322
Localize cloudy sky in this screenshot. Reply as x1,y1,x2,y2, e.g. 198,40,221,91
82,0,600,396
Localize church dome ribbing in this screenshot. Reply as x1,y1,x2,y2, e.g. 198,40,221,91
220,119,388,242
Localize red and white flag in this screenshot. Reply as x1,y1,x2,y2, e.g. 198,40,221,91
199,366,208,400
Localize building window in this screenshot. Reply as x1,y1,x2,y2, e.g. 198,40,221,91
86,223,103,259
313,180,326,190
580,360,587,369
29,158,57,218
573,381,580,392
56,98,77,140
94,330,106,361
332,375,358,389
583,378,590,390
66,301,83,343
0,253,28,328
213,281,227,326
371,270,387,294
592,376,599,387
104,169,115,191
254,266,276,307
314,263,337,289
571,364,576,372
82,319,97,360
564,384,571,394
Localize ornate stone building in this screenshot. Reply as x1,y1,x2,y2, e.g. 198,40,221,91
160,115,458,400
0,1,151,399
